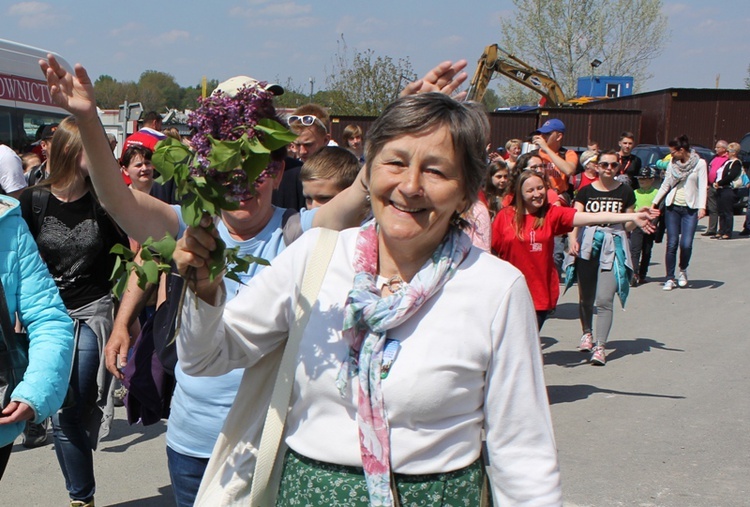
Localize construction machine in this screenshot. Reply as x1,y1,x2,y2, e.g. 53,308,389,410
466,44,571,107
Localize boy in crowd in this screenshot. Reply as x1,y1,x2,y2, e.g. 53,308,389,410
630,165,659,286
300,146,360,209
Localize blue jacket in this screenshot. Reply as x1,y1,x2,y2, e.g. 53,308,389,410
0,195,74,447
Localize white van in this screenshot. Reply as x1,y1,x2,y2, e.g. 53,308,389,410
0,39,72,151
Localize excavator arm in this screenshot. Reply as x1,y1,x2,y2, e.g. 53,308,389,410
466,44,568,107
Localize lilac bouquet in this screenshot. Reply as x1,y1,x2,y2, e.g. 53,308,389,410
111,81,296,296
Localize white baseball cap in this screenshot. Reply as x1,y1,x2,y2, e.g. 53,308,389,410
212,75,284,97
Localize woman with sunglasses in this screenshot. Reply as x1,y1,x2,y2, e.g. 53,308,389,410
566,151,641,365
493,168,655,330
651,135,707,290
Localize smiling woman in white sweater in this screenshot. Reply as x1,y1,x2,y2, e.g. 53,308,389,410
175,93,562,507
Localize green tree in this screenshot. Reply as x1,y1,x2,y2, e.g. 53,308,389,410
481,88,502,111
272,77,310,110
498,0,669,100
94,75,139,109
137,70,182,111
325,35,416,116
745,64,750,89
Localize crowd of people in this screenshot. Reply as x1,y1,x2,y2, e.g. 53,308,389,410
0,54,747,507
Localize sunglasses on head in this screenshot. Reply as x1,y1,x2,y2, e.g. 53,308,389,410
598,161,620,169
288,114,327,133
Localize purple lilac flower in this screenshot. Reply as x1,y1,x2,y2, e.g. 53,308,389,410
188,83,282,200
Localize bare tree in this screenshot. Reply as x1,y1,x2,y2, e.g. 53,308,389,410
496,0,668,103
325,35,416,116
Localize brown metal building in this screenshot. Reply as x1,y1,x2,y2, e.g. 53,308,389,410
580,88,750,147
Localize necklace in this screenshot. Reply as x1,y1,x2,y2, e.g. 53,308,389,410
386,275,405,293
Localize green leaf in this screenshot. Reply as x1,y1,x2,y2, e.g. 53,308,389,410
244,136,270,155
110,243,135,260
254,118,297,151
181,194,203,228
142,260,160,285
206,136,244,173
112,272,129,300
241,153,271,183
146,234,177,262
153,137,194,182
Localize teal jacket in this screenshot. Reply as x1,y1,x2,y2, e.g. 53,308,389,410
0,195,74,447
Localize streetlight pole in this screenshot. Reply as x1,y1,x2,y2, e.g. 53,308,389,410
309,77,315,103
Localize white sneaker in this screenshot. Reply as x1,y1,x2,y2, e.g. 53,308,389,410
663,279,677,291
677,270,688,287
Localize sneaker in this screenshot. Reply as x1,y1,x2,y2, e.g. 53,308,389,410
22,418,50,448
663,279,677,291
578,332,594,352
113,385,128,408
677,270,688,287
591,345,606,365
630,274,640,288
70,500,95,507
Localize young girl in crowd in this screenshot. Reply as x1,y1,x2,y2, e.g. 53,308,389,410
482,159,510,219
19,116,128,507
492,169,655,330
566,150,641,365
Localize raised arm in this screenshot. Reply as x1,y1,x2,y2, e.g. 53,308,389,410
311,166,370,230
572,207,659,233
40,55,178,242
400,60,469,100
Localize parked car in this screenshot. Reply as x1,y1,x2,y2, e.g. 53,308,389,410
631,144,715,168
632,144,746,214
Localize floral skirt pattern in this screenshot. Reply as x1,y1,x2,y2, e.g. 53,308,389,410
276,449,485,506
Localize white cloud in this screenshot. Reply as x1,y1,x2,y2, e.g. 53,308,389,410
230,0,312,18
110,22,144,38
155,30,190,44
7,1,68,28
229,0,317,29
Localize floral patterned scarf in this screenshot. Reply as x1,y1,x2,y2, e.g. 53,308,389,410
337,218,473,506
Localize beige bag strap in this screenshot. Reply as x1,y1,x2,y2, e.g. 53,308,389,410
249,228,339,506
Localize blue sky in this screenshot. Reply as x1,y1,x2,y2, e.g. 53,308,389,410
3,0,749,95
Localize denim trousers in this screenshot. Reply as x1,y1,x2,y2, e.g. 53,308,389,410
167,445,210,507
664,205,698,279
52,322,99,503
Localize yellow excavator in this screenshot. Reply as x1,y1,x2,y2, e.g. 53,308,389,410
466,44,594,107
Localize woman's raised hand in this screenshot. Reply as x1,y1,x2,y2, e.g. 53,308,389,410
39,54,98,121
400,60,469,100
173,216,225,303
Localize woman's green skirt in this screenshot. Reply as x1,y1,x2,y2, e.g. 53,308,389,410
276,449,485,506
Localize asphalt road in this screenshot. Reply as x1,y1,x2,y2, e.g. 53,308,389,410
2,217,748,506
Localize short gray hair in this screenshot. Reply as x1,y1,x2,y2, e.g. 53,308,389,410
364,93,489,205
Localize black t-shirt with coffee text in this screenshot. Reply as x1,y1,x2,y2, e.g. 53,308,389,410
574,182,636,216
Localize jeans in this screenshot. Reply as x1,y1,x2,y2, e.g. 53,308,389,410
167,445,210,507
664,205,698,280
52,322,100,503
